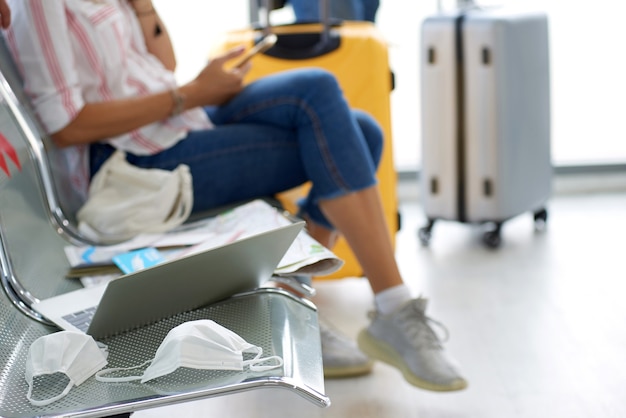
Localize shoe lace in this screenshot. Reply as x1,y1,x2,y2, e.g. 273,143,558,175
319,320,348,345
397,299,450,350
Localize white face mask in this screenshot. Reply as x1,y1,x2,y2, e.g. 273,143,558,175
96,320,283,384
25,331,108,406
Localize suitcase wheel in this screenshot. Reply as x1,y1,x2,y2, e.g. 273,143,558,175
420,209,548,249
533,208,548,231
418,219,436,246
482,223,502,249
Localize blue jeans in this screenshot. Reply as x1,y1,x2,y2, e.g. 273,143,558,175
289,0,380,22
90,68,383,230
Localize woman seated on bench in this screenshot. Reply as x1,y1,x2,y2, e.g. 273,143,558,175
3,0,466,392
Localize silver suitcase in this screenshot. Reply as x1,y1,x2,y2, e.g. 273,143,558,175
419,5,552,248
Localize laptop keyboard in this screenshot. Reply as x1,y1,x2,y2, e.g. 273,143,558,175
62,306,97,332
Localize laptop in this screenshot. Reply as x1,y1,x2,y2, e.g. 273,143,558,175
33,221,305,340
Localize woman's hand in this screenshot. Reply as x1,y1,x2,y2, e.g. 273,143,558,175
180,47,252,108
0,0,11,29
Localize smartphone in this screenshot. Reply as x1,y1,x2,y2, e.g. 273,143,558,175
231,34,277,69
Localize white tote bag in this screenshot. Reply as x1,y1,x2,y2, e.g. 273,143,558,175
77,151,193,243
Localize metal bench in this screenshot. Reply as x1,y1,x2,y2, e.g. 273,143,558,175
0,35,329,417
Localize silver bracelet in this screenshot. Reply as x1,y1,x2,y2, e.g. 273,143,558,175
170,89,185,117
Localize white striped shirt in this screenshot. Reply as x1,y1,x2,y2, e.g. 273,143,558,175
5,0,213,155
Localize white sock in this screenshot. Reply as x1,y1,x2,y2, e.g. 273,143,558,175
374,284,413,315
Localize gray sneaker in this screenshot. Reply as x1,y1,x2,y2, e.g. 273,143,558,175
357,298,467,391
320,319,373,378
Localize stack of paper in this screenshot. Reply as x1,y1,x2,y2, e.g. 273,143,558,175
64,199,344,287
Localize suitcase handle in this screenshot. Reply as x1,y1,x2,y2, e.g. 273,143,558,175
251,0,341,60
437,0,479,12
258,0,331,35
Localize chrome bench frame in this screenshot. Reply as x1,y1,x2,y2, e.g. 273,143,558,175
0,35,329,417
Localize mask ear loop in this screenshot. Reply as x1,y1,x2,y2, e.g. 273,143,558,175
246,355,284,372
95,359,152,383
27,378,74,407
242,346,284,372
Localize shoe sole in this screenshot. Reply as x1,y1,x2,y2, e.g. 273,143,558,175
323,361,374,379
357,330,467,392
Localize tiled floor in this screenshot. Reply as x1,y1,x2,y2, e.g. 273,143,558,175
135,183,626,418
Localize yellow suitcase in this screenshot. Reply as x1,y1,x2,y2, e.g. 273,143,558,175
212,19,398,279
